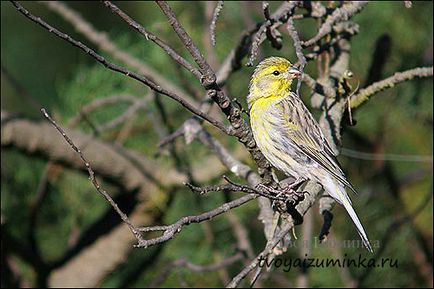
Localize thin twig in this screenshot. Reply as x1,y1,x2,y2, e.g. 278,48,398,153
135,194,257,248
350,66,433,109
247,1,298,66
157,1,298,149
12,1,232,136
247,23,268,67
102,1,202,80
157,1,214,75
302,1,368,47
185,178,287,201
40,108,143,243
287,15,306,95
41,0,197,107
210,1,224,47
226,222,293,288
69,94,149,133
156,0,276,185
262,2,283,50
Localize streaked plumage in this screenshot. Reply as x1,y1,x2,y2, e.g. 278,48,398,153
248,57,372,252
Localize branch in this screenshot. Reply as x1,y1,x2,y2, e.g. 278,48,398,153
41,0,198,107
350,66,433,109
158,1,300,149
70,94,148,134
286,15,306,95
247,1,297,66
302,1,368,47
302,73,336,99
185,177,287,202
210,1,224,47
0,110,187,190
135,194,257,248
262,2,283,50
156,1,214,75
11,1,231,136
102,1,202,80
226,221,293,288
218,1,292,82
156,0,275,184
48,198,166,288
40,108,144,243
193,123,276,244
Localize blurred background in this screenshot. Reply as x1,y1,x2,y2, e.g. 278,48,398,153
1,1,433,287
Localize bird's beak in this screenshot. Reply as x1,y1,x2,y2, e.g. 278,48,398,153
288,67,301,78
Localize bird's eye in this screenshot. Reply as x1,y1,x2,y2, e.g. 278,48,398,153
272,70,280,76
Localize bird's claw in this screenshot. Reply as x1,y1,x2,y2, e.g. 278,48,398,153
256,178,308,206
285,189,308,206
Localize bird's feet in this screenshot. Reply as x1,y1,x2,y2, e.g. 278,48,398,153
280,177,307,205
256,179,308,225
256,177,308,206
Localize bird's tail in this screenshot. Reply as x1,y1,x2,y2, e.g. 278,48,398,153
322,176,373,252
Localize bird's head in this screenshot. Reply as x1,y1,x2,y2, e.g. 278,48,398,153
247,57,300,108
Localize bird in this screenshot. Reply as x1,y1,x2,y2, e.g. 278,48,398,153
247,56,373,252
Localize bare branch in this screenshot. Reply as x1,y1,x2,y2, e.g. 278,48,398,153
247,1,298,66
226,222,293,288
40,108,144,243
262,2,283,50
193,123,276,243
41,0,198,107
185,177,287,201
158,1,301,150
350,66,433,109
68,94,149,134
11,1,232,136
102,1,202,80
135,194,257,248
286,16,306,95
302,73,336,99
247,23,268,67
302,1,368,47
210,1,224,47
157,1,214,76
156,0,276,184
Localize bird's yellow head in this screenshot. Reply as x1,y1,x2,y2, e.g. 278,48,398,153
247,57,300,109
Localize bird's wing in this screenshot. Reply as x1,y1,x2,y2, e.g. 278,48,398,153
275,95,356,193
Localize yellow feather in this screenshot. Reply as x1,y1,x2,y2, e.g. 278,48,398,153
247,56,373,252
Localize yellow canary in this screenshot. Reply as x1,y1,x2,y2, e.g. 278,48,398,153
248,57,372,252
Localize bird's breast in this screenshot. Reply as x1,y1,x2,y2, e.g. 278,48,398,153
249,98,307,178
